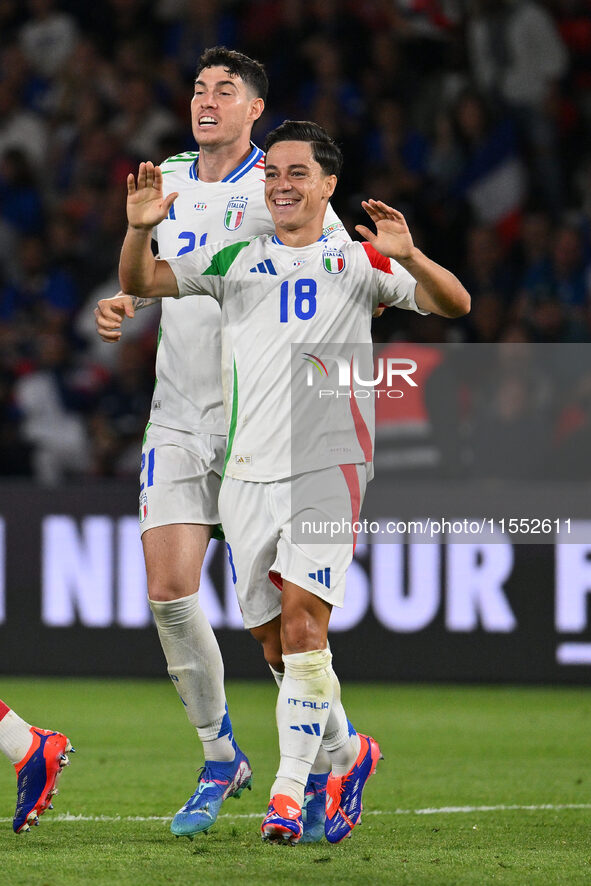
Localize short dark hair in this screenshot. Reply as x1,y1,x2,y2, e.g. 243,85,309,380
196,46,268,102
263,120,342,177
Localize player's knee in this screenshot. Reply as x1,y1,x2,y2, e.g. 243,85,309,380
281,611,325,655
147,579,200,602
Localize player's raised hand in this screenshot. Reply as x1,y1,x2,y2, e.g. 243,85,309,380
127,161,178,230
94,292,135,342
355,200,415,261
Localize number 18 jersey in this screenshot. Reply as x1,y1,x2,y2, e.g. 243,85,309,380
152,145,348,436
167,234,428,482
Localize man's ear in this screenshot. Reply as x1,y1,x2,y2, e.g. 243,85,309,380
323,174,337,200
249,97,265,123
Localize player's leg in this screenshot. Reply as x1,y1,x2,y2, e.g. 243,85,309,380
266,466,380,844
260,582,334,843
144,523,233,757
145,525,252,838
251,613,333,842
0,699,73,833
140,427,250,837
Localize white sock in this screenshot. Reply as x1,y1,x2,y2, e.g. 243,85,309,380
322,670,360,776
149,594,234,762
271,649,333,808
268,663,332,775
0,704,33,765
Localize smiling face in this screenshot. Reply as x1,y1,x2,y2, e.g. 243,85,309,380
264,140,336,242
190,65,264,149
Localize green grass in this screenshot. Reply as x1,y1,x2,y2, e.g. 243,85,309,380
0,679,590,885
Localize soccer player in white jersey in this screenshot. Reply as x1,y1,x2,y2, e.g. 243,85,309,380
0,698,73,833
100,120,470,844
95,48,349,841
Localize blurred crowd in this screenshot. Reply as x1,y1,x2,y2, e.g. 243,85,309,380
1,0,591,483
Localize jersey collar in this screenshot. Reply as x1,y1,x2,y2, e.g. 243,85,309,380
271,233,329,246
190,143,264,183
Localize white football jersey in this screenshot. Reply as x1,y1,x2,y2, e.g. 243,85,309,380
151,144,348,435
167,234,428,482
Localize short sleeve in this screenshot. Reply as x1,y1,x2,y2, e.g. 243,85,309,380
362,242,429,315
166,239,252,304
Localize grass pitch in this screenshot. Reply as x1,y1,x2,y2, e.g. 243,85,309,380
0,678,590,885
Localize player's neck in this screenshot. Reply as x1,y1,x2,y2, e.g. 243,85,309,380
274,221,324,248
197,139,253,183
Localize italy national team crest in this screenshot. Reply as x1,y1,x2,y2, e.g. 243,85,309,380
139,491,148,523
224,196,248,231
322,246,345,274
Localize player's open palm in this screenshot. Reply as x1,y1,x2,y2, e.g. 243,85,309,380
355,199,415,261
127,161,179,230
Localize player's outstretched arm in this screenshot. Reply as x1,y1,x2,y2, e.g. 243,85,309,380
356,199,470,318
119,162,179,300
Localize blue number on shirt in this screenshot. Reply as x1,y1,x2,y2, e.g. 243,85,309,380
140,448,155,490
177,232,207,256
279,279,317,322
177,232,195,256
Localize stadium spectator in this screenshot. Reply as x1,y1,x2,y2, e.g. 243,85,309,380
0,148,44,235
466,0,569,210
517,222,591,339
18,0,78,78
13,330,95,485
0,80,47,166
451,90,526,242
110,76,179,162
90,339,154,476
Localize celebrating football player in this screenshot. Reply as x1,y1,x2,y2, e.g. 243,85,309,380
98,120,469,844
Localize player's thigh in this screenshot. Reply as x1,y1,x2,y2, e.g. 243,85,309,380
143,522,212,601
219,476,282,629
139,425,224,532
274,463,368,610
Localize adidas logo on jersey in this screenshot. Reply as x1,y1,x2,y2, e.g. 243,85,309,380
308,567,331,588
249,259,277,275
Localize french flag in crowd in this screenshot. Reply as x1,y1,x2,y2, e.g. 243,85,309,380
454,118,526,244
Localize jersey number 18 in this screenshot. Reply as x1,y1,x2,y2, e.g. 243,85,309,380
279,279,317,322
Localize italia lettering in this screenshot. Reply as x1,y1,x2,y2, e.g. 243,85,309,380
287,699,330,709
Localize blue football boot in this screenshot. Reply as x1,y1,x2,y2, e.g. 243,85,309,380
324,734,382,844
171,740,252,839
300,772,328,843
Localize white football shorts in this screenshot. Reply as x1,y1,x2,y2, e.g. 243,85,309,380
218,463,367,629
139,423,225,534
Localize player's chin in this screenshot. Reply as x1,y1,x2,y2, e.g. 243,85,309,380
271,205,300,225
193,124,221,140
